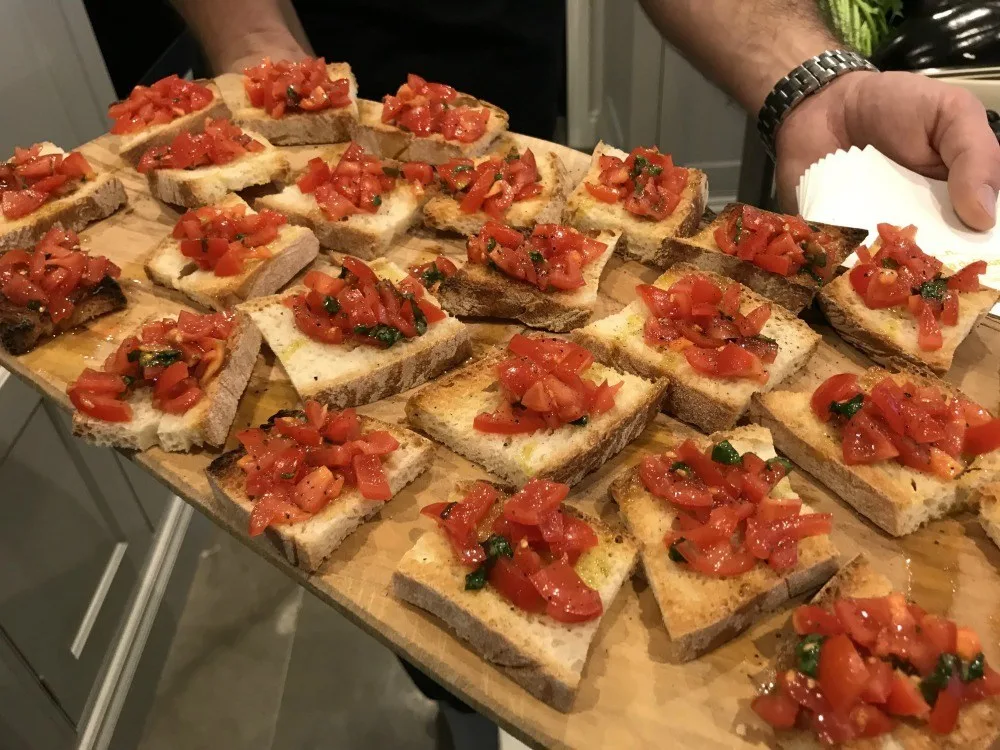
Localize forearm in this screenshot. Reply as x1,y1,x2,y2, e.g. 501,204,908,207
638,0,838,114
171,0,310,73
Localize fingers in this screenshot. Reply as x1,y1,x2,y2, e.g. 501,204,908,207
935,89,1000,231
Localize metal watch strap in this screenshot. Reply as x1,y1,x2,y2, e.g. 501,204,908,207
757,49,877,158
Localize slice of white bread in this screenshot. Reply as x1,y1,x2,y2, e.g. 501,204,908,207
0,144,127,252
72,311,261,452
144,129,290,208
0,275,126,355
144,193,320,310
572,263,821,434
658,203,868,314
422,149,568,235
353,97,510,164
239,258,471,408
768,555,1000,750
254,143,425,258
749,367,1000,537
215,62,359,146
562,141,708,266
977,483,1000,551
818,253,999,375
208,415,434,572
404,346,670,488
435,229,620,332
609,424,838,662
392,483,639,711
111,80,231,166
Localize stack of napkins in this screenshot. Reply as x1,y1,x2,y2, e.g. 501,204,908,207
797,146,1000,314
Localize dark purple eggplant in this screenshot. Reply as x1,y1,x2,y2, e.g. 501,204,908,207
872,2,1000,71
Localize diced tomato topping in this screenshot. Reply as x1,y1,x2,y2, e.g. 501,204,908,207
474,335,620,434
713,204,838,281
0,144,97,219
295,141,403,219
284,259,446,348
243,56,351,118
437,147,541,219
173,203,285,277
584,145,688,221
381,73,489,143
136,118,265,173
636,272,775,382
408,255,458,290
68,311,235,425
466,220,607,292
108,74,214,134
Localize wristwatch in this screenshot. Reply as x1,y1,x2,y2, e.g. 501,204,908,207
757,49,877,158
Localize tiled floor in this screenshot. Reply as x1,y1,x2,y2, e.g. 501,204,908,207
136,525,508,750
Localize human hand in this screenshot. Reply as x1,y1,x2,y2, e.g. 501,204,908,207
219,31,309,74
775,70,1000,230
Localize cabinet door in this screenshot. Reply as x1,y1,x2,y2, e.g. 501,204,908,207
0,375,151,726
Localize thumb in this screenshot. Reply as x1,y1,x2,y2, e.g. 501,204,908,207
937,92,1000,231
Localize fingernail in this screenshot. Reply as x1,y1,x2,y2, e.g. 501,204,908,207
978,184,998,221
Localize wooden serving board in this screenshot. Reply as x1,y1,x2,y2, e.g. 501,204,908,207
7,132,1000,750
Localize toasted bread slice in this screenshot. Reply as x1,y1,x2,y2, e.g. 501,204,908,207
145,129,290,208
818,257,999,375
0,275,126,355
609,424,838,662
750,367,1000,536
422,149,568,235
353,97,509,164
0,144,127,252
405,346,669,488
563,141,708,266
239,258,471,408
572,263,820,434
215,62,359,146
208,415,434,572
72,312,261,452
767,555,1000,750
436,229,620,332
111,81,231,166
144,193,320,310
254,143,425,258
392,483,639,711
977,483,1000,551
658,203,867,313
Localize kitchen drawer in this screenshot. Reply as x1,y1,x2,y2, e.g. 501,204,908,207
0,401,151,725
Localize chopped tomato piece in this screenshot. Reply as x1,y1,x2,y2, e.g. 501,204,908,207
529,558,603,623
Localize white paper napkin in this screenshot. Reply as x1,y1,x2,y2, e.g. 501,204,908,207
796,146,1000,314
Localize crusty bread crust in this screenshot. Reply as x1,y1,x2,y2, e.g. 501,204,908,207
352,98,509,164
215,63,360,146
145,131,290,208
113,81,231,166
0,173,128,252
207,415,434,572
818,266,999,375
658,203,868,313
422,150,568,236
609,425,838,662
0,275,126,355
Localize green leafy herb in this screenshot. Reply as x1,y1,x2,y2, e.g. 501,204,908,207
919,278,948,302
25,299,42,311
711,440,742,465
920,653,960,705
465,566,488,590
354,324,405,348
963,653,986,683
382,166,401,178
137,349,182,370
734,216,744,244
420,266,445,288
670,461,691,474
339,266,351,279
482,534,514,560
280,471,297,480
796,634,825,677
122,375,135,388
830,393,864,419
410,298,428,335
372,195,382,207
285,85,301,105
882,257,899,269
754,334,778,345
486,238,497,252
766,456,794,474
668,539,687,563
571,415,589,426
505,150,521,162
529,251,544,264
453,164,473,173
630,155,649,179
465,534,514,591
493,172,503,182
439,502,458,520
322,295,341,315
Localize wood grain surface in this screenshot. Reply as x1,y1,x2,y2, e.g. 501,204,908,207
5,130,1000,750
